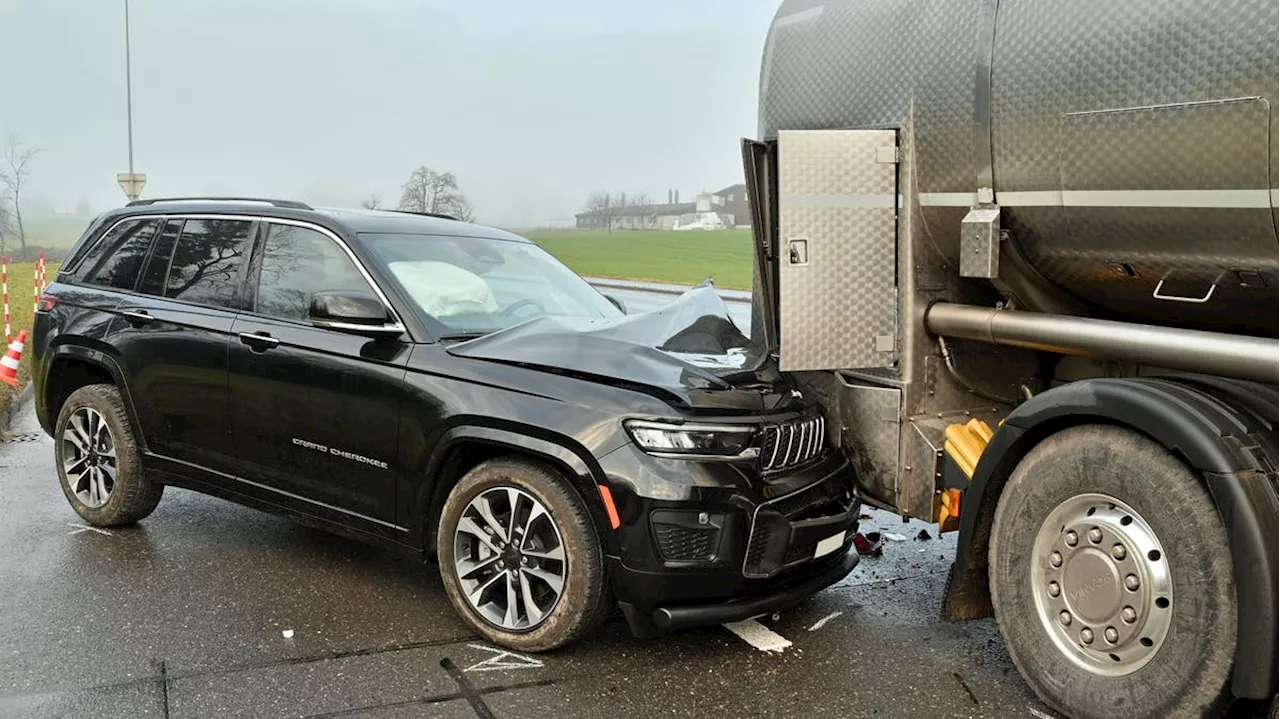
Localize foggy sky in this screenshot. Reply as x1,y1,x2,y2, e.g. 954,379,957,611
0,0,779,227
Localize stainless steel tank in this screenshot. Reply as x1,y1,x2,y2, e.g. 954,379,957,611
758,0,1278,336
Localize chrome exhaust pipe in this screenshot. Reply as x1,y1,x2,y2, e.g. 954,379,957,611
924,303,1278,384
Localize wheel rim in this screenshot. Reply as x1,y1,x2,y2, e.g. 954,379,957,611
61,407,117,509
1031,493,1173,676
452,486,566,632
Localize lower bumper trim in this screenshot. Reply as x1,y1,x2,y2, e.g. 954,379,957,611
650,548,859,630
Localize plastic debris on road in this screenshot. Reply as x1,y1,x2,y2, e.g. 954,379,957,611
853,531,883,556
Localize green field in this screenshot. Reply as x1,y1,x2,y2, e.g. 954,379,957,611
526,229,754,290
22,214,93,251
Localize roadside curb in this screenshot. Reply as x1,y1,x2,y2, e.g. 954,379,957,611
0,381,34,438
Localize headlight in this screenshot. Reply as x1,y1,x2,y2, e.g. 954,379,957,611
624,420,758,460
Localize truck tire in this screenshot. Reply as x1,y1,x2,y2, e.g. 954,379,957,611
989,424,1236,719
437,457,610,652
54,384,163,527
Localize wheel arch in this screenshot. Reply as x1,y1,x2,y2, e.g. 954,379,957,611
943,377,1277,701
414,425,617,561
40,345,146,451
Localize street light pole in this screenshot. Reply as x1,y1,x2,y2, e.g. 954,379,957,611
124,0,134,176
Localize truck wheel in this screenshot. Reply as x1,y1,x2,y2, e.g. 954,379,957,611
54,384,163,527
989,424,1235,719
437,458,610,651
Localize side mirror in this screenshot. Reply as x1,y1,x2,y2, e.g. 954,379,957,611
605,294,627,314
309,290,403,338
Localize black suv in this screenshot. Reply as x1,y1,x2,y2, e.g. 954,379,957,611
32,198,861,650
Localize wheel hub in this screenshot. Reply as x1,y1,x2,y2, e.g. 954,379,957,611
1031,493,1172,676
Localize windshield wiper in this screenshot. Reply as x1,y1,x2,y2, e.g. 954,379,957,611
437,331,490,342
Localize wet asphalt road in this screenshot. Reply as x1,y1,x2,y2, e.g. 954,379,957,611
0,396,1070,719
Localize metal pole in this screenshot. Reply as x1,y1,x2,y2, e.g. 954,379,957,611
125,0,134,175
924,302,1279,384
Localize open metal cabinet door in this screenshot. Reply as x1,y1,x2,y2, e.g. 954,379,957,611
741,138,778,354
776,130,899,372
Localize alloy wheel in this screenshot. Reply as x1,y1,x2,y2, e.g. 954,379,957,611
62,407,117,509
453,486,567,631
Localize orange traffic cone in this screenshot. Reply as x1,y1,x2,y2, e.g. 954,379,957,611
0,330,25,386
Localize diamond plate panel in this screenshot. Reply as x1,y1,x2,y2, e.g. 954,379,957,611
778,130,898,371
760,0,1278,336
834,380,901,508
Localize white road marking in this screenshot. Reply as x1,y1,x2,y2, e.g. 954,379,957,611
67,523,112,537
806,611,843,632
723,619,793,653
464,644,544,672
1029,707,1056,719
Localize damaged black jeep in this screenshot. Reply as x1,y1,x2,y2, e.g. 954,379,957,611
31,198,860,650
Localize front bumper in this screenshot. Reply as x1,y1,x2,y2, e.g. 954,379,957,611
598,446,862,635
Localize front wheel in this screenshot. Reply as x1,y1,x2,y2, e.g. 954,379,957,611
989,425,1236,719
436,458,610,651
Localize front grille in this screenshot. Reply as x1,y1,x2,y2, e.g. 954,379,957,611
761,416,825,471
654,524,719,562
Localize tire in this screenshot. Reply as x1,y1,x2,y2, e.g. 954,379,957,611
436,457,610,652
989,424,1236,719
54,384,163,527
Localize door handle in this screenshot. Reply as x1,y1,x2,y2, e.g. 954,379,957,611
120,310,154,325
238,332,280,351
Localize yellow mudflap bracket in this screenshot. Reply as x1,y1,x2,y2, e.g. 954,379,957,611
935,419,995,532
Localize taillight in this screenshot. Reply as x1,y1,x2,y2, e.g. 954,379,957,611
36,294,57,312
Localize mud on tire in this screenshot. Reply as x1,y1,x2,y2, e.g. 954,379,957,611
989,424,1236,719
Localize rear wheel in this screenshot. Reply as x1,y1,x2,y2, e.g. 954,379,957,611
54,384,163,526
436,458,609,651
989,425,1236,719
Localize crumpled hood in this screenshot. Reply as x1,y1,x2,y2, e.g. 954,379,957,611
446,285,799,411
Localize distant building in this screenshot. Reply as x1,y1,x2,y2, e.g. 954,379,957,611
574,184,752,231
709,184,749,228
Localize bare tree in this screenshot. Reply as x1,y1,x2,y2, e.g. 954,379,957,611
581,191,654,232
361,194,382,210
581,191,617,233
398,166,474,222
0,136,39,259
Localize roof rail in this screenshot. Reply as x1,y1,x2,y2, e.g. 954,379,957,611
385,209,459,221
126,197,313,210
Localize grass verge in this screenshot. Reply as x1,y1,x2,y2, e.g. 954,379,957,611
0,261,58,432
525,229,753,290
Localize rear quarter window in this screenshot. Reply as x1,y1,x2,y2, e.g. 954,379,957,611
78,218,164,290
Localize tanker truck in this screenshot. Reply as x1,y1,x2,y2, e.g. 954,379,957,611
742,0,1278,716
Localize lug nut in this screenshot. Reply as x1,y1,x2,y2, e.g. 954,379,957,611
1059,611,1072,627
1088,527,1103,544
1048,581,1061,598
1124,574,1140,591
1080,628,1094,644
1065,531,1078,547
1049,552,1063,568
1112,544,1127,560
1121,606,1137,624
1104,626,1119,644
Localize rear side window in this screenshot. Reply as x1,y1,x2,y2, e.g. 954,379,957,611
81,218,162,290
136,220,182,296
164,219,254,308
255,223,374,322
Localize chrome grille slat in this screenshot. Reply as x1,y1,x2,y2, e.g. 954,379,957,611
762,416,825,471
